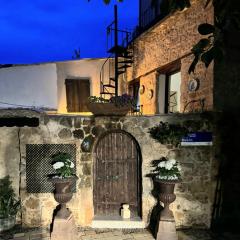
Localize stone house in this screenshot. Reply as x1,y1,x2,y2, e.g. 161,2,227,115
126,0,214,115
1,0,240,234
0,58,112,114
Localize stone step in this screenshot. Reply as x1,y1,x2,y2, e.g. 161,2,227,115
91,216,146,229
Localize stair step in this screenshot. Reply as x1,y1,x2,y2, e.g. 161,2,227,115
103,84,115,88
119,54,133,59
107,45,127,54
117,70,125,75
119,60,133,64
118,65,132,69
100,92,115,95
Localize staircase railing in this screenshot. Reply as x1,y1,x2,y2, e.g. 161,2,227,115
100,54,115,98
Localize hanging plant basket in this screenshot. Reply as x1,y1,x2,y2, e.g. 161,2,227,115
87,102,131,116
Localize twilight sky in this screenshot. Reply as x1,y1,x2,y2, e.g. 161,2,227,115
0,0,138,64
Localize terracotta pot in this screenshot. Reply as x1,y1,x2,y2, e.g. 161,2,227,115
49,176,77,219
155,179,179,220
87,102,130,116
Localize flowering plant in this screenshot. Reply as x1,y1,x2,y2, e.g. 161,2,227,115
88,94,137,108
51,152,75,178
109,94,136,108
153,158,181,181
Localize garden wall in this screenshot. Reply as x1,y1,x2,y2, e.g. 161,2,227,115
0,110,216,229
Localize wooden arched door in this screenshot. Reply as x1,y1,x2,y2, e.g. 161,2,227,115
93,130,141,217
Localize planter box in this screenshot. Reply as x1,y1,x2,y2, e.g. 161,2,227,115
0,216,16,232
87,102,130,116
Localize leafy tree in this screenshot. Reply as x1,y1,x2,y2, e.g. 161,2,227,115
189,0,240,73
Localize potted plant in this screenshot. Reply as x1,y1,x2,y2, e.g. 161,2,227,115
0,176,20,232
87,94,136,116
149,121,189,148
151,158,181,220
48,152,77,219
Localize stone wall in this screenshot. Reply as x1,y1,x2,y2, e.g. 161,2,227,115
127,0,214,114
0,110,215,229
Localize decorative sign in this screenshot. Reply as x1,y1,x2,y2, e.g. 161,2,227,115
188,78,200,92
181,132,212,146
146,89,154,100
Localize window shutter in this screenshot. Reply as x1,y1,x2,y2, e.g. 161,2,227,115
65,79,90,112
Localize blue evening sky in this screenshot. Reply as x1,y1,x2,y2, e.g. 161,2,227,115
0,0,138,64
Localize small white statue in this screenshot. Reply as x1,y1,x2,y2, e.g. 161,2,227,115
121,204,131,219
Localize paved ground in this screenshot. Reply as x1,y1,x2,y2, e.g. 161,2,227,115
0,228,154,240
1,227,240,240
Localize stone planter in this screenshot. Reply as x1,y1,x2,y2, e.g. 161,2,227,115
155,179,179,220
49,176,78,219
87,102,130,116
0,215,16,232
155,179,180,240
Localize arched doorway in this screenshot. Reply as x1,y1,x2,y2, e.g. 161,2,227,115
93,130,142,218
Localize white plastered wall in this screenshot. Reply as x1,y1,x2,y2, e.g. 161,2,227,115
56,59,106,114
0,64,58,109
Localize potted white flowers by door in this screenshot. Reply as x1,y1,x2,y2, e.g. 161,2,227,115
49,152,77,219
155,158,181,181
151,158,182,240
52,154,75,178
152,158,181,219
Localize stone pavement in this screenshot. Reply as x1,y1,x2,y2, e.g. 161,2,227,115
1,228,240,240
0,228,154,240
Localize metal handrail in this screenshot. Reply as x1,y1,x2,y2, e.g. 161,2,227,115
100,54,114,93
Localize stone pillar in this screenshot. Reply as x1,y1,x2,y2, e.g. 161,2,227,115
156,217,178,240
51,214,78,240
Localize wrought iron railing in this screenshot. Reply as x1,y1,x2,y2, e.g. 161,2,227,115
107,21,131,51
100,54,115,97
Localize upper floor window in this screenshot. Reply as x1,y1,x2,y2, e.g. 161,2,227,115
65,79,90,112
139,0,167,29
128,79,140,112
157,64,181,114
168,71,181,113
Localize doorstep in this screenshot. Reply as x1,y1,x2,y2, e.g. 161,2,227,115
91,215,146,229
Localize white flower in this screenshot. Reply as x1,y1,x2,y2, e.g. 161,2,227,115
165,161,173,170
53,162,64,170
169,159,176,165
177,165,181,171
158,161,165,168
70,162,74,168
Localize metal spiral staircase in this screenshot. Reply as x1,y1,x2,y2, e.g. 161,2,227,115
100,5,133,99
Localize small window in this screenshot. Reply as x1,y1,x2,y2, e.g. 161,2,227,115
65,79,90,112
157,70,181,114
168,71,181,113
128,80,140,112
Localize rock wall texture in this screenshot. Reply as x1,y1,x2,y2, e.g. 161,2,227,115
127,0,214,114
0,110,215,229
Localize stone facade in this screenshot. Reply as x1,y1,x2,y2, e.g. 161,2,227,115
127,0,214,114
0,110,216,229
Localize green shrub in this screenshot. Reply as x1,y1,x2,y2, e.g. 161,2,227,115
0,176,20,218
